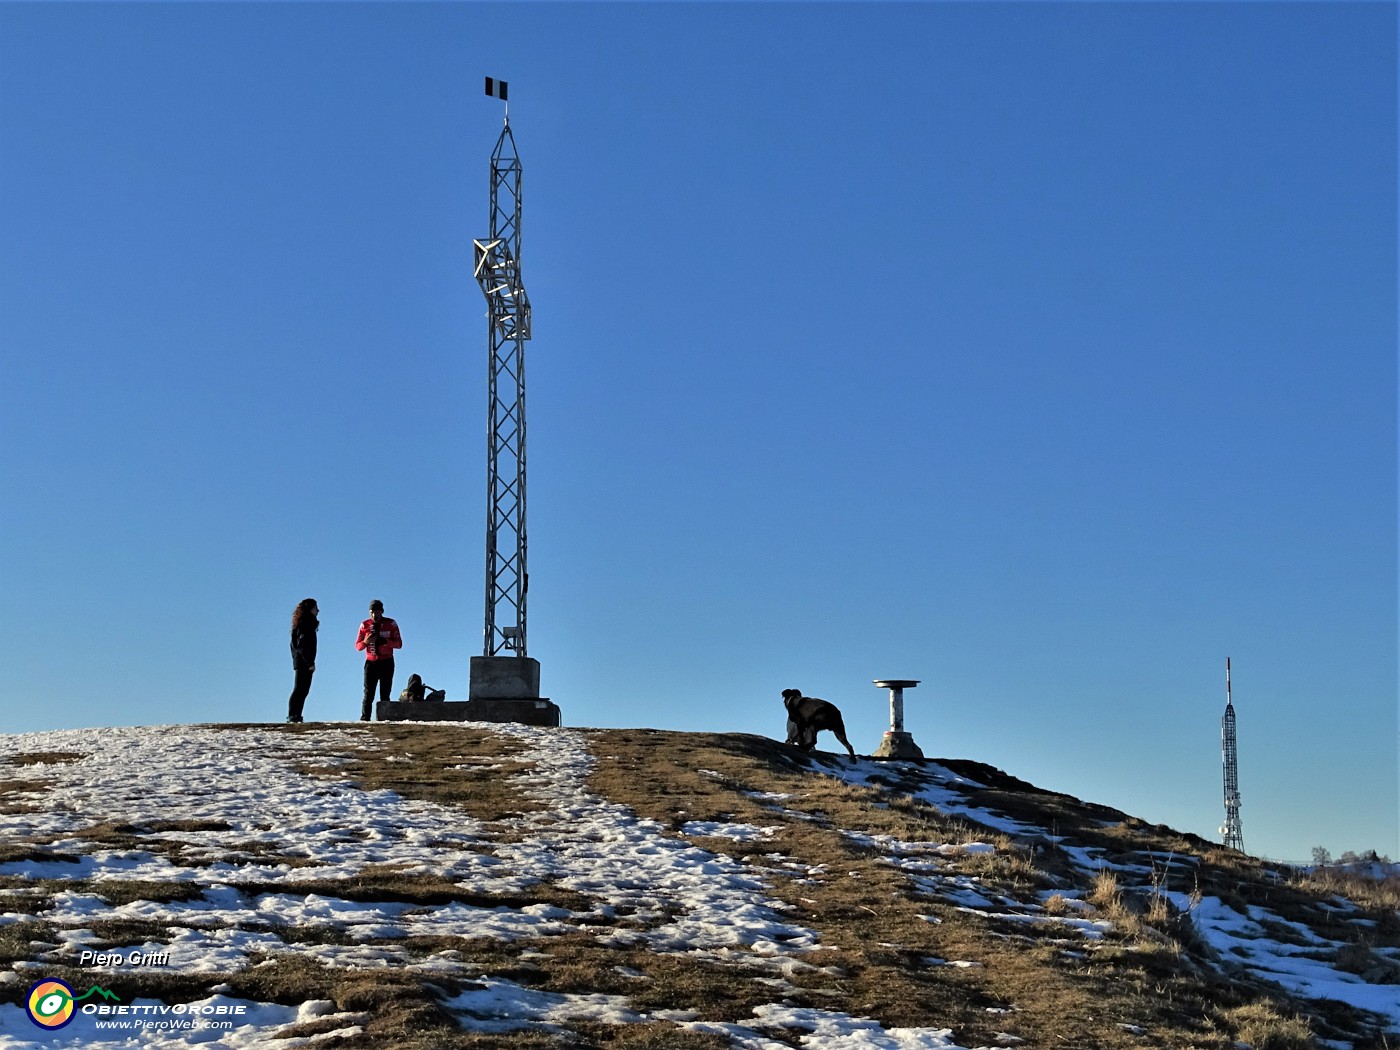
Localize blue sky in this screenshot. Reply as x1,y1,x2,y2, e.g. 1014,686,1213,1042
1,2,1394,865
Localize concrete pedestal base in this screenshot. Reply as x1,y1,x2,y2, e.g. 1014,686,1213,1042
470,656,540,700
376,698,560,726
374,655,560,725
872,731,925,761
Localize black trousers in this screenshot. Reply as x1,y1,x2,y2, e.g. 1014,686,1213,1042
362,658,395,719
288,667,314,721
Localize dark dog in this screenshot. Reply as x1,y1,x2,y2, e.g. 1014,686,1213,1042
782,688,857,759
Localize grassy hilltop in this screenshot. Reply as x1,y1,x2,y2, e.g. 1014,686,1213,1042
0,722,1397,1049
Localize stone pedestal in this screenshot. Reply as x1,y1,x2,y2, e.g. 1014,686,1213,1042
871,678,924,762
872,730,925,760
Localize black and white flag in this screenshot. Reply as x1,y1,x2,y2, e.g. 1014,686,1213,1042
484,77,508,101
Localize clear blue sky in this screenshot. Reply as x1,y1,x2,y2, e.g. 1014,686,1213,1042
1,3,1394,865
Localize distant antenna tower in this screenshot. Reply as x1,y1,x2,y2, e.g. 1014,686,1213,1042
1220,657,1245,852
473,77,532,657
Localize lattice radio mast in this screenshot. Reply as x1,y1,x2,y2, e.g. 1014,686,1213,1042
473,78,532,658
1220,657,1245,852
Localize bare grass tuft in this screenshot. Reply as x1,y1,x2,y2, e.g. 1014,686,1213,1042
5,751,86,767
1223,1001,1317,1049
86,879,208,907
0,844,84,866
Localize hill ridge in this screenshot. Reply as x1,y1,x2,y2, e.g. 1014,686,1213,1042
0,721,1395,1048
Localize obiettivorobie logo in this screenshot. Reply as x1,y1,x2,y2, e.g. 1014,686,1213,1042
26,979,249,1033
25,980,120,1029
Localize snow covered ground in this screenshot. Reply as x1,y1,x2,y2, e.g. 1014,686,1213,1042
0,722,1395,1047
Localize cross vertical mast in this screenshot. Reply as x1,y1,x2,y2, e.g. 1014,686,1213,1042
474,84,531,657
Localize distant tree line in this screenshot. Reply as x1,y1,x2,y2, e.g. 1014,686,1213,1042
1311,846,1393,867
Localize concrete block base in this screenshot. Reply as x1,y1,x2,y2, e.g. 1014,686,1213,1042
376,698,560,726
872,731,925,761
470,656,541,700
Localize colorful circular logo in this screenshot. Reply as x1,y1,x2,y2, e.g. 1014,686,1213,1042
26,979,76,1029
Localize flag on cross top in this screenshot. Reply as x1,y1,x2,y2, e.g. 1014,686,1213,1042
485,77,508,101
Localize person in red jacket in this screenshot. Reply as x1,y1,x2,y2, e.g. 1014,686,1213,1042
356,599,402,721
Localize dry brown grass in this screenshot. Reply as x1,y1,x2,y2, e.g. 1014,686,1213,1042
1043,892,1073,916
1297,868,1400,925
0,876,206,916
80,878,208,907
0,844,84,866
1144,889,1174,929
0,778,59,808
323,723,546,824
570,727,1400,1047
4,751,87,767
235,870,599,916
0,918,62,965
218,943,745,1050
582,729,1248,1049
0,754,81,817
1222,1001,1317,1049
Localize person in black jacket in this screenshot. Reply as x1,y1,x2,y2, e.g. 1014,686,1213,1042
287,598,319,723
